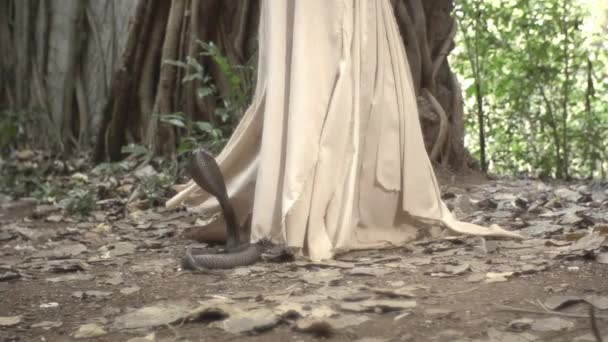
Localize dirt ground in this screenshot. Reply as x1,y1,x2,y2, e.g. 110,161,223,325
1,170,607,342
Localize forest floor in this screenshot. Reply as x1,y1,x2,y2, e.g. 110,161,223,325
1,152,607,342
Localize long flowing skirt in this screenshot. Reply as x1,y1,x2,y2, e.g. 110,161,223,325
166,0,522,261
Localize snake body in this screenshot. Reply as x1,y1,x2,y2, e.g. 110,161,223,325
182,148,263,271
181,243,265,271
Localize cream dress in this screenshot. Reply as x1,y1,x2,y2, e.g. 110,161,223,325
166,0,523,261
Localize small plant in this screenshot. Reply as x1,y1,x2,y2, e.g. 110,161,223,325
0,110,26,154
92,161,132,176
163,40,256,156
64,188,97,216
140,173,174,206
31,180,66,203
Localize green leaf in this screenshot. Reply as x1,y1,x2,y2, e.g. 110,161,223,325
196,87,215,99
163,60,189,69
122,144,150,158
194,121,214,133
182,73,203,83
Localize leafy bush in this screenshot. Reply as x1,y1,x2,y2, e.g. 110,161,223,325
164,40,256,156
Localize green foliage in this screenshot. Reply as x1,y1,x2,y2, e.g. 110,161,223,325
0,110,26,153
31,180,66,202
452,0,608,179
164,40,256,156
64,188,97,216
139,172,174,206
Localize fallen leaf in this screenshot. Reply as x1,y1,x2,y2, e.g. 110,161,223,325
573,332,608,341
130,259,173,273
485,272,514,283
30,321,63,330
107,242,137,257
0,316,22,327
113,301,193,330
73,323,107,338
120,286,141,295
487,327,538,341
274,302,308,318
364,286,417,298
340,299,416,313
218,308,280,334
445,263,471,275
46,273,94,283
72,290,112,300
294,319,334,337
104,275,124,285
555,188,581,202
347,267,394,277
597,252,608,264
125,333,156,342
508,318,535,332
46,214,64,223
569,232,606,252
423,308,454,317
300,269,343,285
531,317,574,332
466,273,486,283
583,295,608,310
327,314,370,329
0,271,20,281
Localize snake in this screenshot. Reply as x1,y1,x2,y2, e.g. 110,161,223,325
180,148,265,272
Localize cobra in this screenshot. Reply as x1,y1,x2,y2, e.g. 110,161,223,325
180,148,265,272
